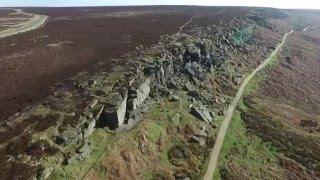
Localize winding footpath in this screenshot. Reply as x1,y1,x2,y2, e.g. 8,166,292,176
203,29,294,180
176,14,202,35
303,25,320,31
0,8,48,38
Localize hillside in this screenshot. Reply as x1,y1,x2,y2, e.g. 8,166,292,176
0,6,319,180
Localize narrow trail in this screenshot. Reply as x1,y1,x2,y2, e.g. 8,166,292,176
0,8,48,38
303,25,320,31
203,30,294,180
176,14,202,35
177,17,195,34
176,11,222,35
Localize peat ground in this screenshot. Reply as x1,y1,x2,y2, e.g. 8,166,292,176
0,6,248,121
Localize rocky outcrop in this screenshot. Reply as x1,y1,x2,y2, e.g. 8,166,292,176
127,78,151,111
97,92,128,130
42,21,247,177
190,103,213,123
83,118,96,138
56,126,82,145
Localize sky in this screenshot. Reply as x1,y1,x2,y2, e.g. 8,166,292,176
0,0,320,9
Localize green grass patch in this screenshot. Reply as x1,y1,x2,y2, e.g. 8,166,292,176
213,54,284,179
142,170,155,179
144,120,166,143
243,55,279,96
268,54,280,68
214,108,281,179
49,91,216,179
243,71,266,96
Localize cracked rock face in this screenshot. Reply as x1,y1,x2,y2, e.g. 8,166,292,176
97,92,128,130
83,119,96,138
128,78,151,111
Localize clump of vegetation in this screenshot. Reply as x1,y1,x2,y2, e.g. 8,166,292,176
248,14,271,29
232,27,253,46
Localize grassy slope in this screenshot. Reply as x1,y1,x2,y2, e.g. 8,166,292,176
49,91,216,179
214,56,285,179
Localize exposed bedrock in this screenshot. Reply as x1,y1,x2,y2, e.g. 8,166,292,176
127,77,151,111
97,92,128,130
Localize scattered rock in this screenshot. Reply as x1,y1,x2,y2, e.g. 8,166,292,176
56,126,81,145
174,170,191,180
169,93,180,101
184,62,196,76
84,109,93,119
77,141,92,160
184,83,197,96
66,141,92,164
189,124,209,146
76,115,87,128
190,135,206,146
67,155,78,165
138,133,149,155
167,78,181,89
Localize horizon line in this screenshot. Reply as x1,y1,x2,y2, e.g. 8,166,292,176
0,5,319,10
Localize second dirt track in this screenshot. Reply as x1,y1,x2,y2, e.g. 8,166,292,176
0,8,48,38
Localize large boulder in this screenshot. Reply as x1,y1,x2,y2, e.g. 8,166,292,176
83,119,96,138
190,104,213,123
183,45,201,62
184,60,206,81
184,62,196,76
184,83,199,98
97,92,128,130
132,78,151,110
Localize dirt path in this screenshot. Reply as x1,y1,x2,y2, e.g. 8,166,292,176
203,30,294,180
176,14,202,34
0,8,48,38
177,18,193,34
176,11,222,35
303,25,320,31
